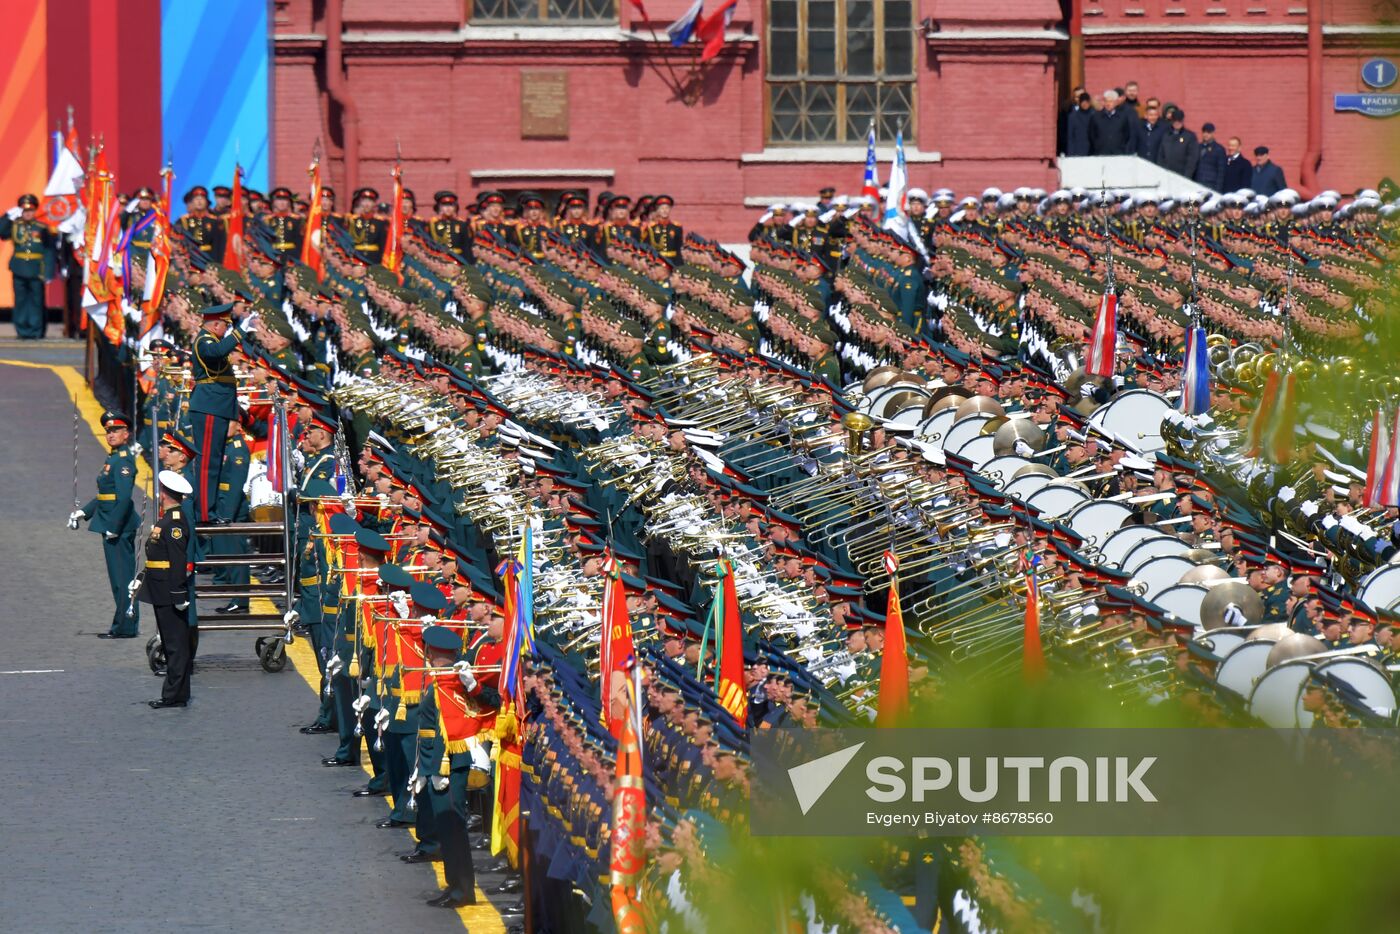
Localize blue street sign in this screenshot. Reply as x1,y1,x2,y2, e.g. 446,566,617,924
1362,59,1397,89
1334,93,1400,117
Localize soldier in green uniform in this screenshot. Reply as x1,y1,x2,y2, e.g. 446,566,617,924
210,426,252,614
513,192,549,260
557,193,594,245
642,194,683,262
263,187,305,264
70,411,143,638
347,188,387,264
188,304,252,522
121,187,159,265
1,193,56,339
595,195,640,249
429,191,471,263
295,413,340,734
138,470,196,707
176,186,226,260
474,191,512,242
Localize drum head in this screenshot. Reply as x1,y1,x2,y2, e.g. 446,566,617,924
1249,661,1312,728
917,408,958,444
1358,564,1400,614
860,384,904,416
1153,583,1210,626
943,415,994,454
1090,388,1171,453
1004,473,1054,503
955,434,997,470
1064,500,1134,551
1199,628,1247,657
1134,555,1198,601
979,455,1031,489
1216,640,1276,698
1025,483,1091,519
1316,657,1397,717
1098,526,1168,568
1122,535,1190,574
886,404,927,430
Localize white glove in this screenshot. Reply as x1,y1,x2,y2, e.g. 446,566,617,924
124,198,142,214
67,509,84,530
6,206,22,220
1300,501,1320,518
128,441,143,458
389,591,410,619
175,601,189,611
358,677,373,691
104,531,118,541
283,609,300,627
238,313,261,334
431,775,450,793
1080,382,1096,398
1340,514,1365,536
325,654,344,678
374,707,391,730
127,579,142,597
1278,486,1296,503
292,449,306,470
411,775,427,795
454,659,477,692
340,491,356,509
352,694,371,715
1222,604,1247,628
1013,439,1034,457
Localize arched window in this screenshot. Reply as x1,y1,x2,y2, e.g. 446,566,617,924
767,0,915,144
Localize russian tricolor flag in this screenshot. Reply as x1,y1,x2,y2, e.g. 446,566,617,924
860,122,880,199
667,0,704,45
1179,324,1211,416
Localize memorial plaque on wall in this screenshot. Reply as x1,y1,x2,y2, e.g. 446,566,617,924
521,69,569,139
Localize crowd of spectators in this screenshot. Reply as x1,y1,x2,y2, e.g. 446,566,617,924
1058,81,1287,195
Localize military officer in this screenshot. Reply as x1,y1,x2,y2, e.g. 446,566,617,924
513,192,549,260
642,194,683,261
474,191,512,241
294,412,341,735
263,187,305,263
139,470,196,708
1,193,56,339
558,193,594,244
429,191,472,262
596,195,640,248
121,187,159,264
188,304,254,522
70,411,142,638
176,186,227,260
348,188,387,264
211,426,252,614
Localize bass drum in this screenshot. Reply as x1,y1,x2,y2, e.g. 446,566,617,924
1249,660,1312,728
1064,500,1134,553
1315,657,1397,719
1215,640,1276,699
942,415,994,456
955,435,997,470
1098,526,1168,569
979,455,1031,489
1134,555,1197,602
1090,389,1171,453
1358,564,1400,614
1121,535,1190,574
1025,483,1090,519
1004,473,1054,503
1152,583,1210,627
917,408,959,445
246,460,284,523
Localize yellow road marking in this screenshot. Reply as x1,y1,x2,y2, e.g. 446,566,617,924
0,359,153,490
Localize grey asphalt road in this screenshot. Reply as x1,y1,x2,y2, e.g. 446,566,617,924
0,358,503,933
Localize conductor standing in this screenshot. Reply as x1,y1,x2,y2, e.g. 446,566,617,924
188,303,257,522
141,470,197,709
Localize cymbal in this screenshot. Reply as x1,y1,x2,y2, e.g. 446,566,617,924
862,366,905,393
954,395,1005,420
922,386,970,419
880,389,928,419
1181,548,1220,564
1265,633,1327,669
1064,366,1104,398
992,418,1046,456
1200,581,1264,630
1011,463,1059,480
1179,565,1231,584
980,416,1009,436
1245,622,1292,642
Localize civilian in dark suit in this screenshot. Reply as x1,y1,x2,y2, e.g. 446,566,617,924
1064,93,1094,157
1251,146,1287,196
139,471,197,709
1194,122,1227,191
1222,137,1252,192
1156,109,1199,179
1136,104,1166,162
1089,90,1134,156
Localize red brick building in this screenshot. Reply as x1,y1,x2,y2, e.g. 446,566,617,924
272,0,1399,239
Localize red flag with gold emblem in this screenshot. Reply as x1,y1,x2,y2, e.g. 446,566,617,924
301,158,326,280
384,160,405,280
222,164,244,272
714,558,747,725
875,550,908,726
609,669,648,934
599,550,635,739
